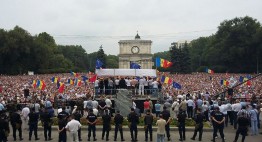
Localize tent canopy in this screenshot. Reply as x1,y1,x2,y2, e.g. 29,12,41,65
95,69,157,77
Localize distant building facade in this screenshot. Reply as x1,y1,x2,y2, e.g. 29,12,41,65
118,33,153,69
170,40,191,49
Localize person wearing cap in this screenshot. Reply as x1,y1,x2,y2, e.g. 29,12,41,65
28,108,40,141
211,106,225,142
128,108,139,142
86,109,98,141
161,106,171,141
144,110,153,141
114,110,125,141
233,112,250,142
101,109,111,141
10,108,23,141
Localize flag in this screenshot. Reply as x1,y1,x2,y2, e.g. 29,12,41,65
96,59,103,69
70,71,79,77
81,76,88,82
155,57,172,68
74,78,78,86
205,68,214,74
130,62,141,69
164,77,172,84
220,80,229,86
58,82,65,93
67,79,74,85
239,76,252,86
173,82,182,89
37,80,46,90
89,74,97,83
160,76,166,83
228,77,237,88
32,80,37,88
51,77,59,83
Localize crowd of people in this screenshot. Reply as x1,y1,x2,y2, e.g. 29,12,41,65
0,72,261,142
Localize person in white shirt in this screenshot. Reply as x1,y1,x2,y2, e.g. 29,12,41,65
138,77,146,95
65,115,82,142
151,80,159,94
132,99,136,110
126,78,131,90
171,99,180,118
94,79,99,95
187,98,194,118
92,99,99,109
105,96,112,116
232,100,242,129
156,114,167,142
220,102,229,127
21,105,30,130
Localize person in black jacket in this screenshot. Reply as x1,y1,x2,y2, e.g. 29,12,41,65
128,108,139,142
58,115,67,142
114,110,125,141
0,113,9,142
233,112,250,142
191,108,204,141
86,109,97,141
161,106,171,141
28,108,40,141
144,110,153,142
73,108,82,141
10,109,23,141
102,109,111,141
41,108,52,141
177,109,187,141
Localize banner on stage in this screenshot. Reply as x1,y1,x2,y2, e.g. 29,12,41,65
95,69,157,77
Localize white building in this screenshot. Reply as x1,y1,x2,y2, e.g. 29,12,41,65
170,40,191,49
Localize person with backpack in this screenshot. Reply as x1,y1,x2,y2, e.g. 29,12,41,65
191,108,204,141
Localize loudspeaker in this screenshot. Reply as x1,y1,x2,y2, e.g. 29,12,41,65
228,88,233,96
24,89,29,97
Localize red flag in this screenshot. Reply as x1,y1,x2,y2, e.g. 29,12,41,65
89,74,97,83
58,83,65,93
41,81,46,90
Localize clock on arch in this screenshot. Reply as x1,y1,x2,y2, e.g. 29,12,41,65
131,46,139,54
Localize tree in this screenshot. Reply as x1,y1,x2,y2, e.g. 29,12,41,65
97,45,106,68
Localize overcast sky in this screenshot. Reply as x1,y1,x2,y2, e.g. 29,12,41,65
1,0,262,55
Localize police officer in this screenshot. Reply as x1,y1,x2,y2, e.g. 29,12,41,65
191,108,204,141
177,109,187,141
128,108,139,142
233,112,250,142
161,106,171,141
58,107,69,120
0,113,9,142
211,107,225,142
73,108,83,141
58,115,67,142
86,109,97,141
41,108,52,141
10,109,23,141
102,109,111,141
114,110,125,141
28,108,40,141
144,110,153,142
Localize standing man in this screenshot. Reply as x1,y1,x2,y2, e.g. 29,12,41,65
105,96,112,116
211,107,225,142
114,110,125,141
139,77,145,96
86,109,97,141
155,101,161,117
10,109,23,141
0,114,9,142
41,108,53,141
73,108,83,141
177,109,187,141
161,106,171,141
102,110,111,141
191,108,204,141
249,104,258,136
144,99,150,114
144,110,153,142
128,108,139,142
233,112,250,142
28,108,40,141
58,115,67,142
187,97,194,118
156,114,166,142
65,115,81,142
21,105,30,130
172,99,180,118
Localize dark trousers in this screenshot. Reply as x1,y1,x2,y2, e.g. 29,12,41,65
178,122,186,139
145,124,152,141
0,133,7,142
213,125,225,141
78,128,81,140
58,132,67,142
130,124,138,140
29,123,38,139
165,124,170,139
228,111,234,125
234,127,247,142
204,111,209,121
187,106,193,118
102,125,110,139
12,125,22,140
114,125,124,140
192,124,203,140
224,114,228,127
88,125,96,139
233,112,238,129
44,124,51,140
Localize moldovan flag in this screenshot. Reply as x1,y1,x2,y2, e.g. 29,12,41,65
70,71,79,77
67,79,74,85
37,80,46,90
205,68,214,74
220,80,229,86
164,77,172,84
155,57,172,68
58,82,65,93
32,80,37,88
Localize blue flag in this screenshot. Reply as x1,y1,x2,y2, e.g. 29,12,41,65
173,82,182,89
130,62,141,69
81,76,88,82
96,59,103,69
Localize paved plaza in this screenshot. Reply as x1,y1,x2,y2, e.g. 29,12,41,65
6,125,262,142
